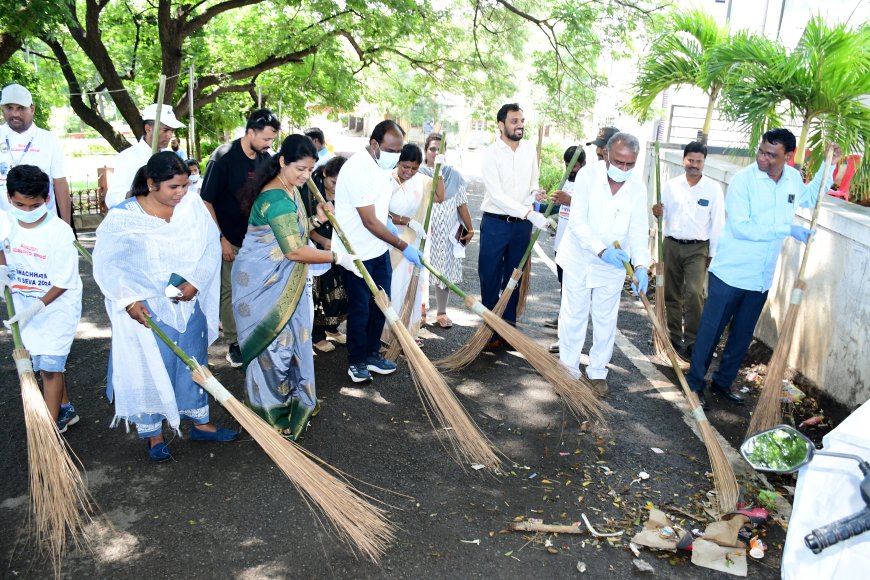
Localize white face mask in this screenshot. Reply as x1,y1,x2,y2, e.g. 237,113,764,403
607,163,634,183
11,203,48,224
375,143,400,171
189,174,201,183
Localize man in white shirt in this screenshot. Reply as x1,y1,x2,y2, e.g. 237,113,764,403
651,141,725,358
556,132,651,396
0,84,72,224
332,120,423,383
105,103,184,208
479,103,551,348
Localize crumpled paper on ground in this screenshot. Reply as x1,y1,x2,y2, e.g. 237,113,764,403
704,514,750,548
630,508,688,550
691,538,747,576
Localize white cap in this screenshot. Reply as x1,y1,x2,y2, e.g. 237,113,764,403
0,84,33,107
141,103,185,129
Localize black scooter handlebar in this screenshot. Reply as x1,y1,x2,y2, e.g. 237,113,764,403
805,508,870,554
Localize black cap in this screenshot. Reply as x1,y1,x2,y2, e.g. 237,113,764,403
586,126,620,147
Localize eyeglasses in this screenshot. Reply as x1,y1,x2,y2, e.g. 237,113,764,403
250,113,276,126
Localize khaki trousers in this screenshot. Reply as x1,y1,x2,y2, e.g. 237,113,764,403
220,243,240,343
662,237,709,348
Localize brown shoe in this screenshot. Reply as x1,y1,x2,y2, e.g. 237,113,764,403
590,379,609,397
436,313,453,328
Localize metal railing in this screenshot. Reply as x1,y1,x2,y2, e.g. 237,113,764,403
72,188,104,215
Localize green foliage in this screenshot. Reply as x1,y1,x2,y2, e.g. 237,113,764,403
718,17,870,173
0,55,51,129
539,143,567,193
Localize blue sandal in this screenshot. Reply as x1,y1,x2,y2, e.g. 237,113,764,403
189,425,238,442
146,440,172,462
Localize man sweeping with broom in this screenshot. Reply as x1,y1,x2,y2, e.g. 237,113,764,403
686,129,841,409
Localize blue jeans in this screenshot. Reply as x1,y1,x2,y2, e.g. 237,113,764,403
342,251,391,366
477,214,532,325
686,273,768,392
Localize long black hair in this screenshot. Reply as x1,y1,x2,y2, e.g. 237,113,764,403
130,151,190,197
239,134,318,215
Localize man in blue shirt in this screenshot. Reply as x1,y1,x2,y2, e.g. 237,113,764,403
686,128,841,409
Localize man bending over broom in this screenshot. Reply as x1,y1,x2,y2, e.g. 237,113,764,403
1,164,83,433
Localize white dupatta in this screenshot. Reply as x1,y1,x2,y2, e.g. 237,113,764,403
93,193,220,432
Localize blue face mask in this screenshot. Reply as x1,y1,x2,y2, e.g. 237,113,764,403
607,163,634,183
11,203,48,224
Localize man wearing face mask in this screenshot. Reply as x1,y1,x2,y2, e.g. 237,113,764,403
479,103,550,349
331,120,423,383
555,132,651,396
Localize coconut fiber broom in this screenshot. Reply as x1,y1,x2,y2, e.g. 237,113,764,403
436,145,585,371
307,178,503,470
422,258,605,424
73,242,395,562
746,145,834,438
614,242,738,514
2,285,95,575
384,133,446,361
650,141,687,367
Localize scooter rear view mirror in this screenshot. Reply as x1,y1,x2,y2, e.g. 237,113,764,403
740,425,814,474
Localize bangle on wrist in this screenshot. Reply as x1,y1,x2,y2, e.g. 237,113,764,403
125,302,135,312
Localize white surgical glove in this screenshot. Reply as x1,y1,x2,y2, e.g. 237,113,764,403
408,219,427,240
334,251,363,278
434,154,446,165
527,211,556,233
0,265,10,292
3,299,45,329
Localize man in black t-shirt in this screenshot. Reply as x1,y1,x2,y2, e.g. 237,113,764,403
201,109,280,367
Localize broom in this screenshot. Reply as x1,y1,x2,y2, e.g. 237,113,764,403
384,133,446,360
422,258,605,424
746,145,834,438
650,141,684,366
73,241,395,561
614,242,738,514
145,317,395,562
437,145,585,371
3,286,95,574
307,178,503,470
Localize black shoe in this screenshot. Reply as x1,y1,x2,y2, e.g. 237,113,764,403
548,342,559,354
696,390,709,410
544,318,559,329
226,342,243,368
711,381,744,405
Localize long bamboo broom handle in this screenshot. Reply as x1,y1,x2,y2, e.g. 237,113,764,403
417,132,447,255
151,75,167,155
654,141,663,279
73,241,93,264
306,179,381,298
795,145,834,283
612,242,701,405
3,287,24,347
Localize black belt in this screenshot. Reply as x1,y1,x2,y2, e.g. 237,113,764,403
483,212,524,223
666,236,708,245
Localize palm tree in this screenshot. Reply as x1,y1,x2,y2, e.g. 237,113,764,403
717,17,870,171
629,8,731,145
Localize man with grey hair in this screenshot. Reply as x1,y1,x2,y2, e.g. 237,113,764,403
555,132,651,396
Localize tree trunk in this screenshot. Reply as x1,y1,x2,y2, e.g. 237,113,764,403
157,0,184,101
0,33,22,67
794,115,812,171
700,88,718,146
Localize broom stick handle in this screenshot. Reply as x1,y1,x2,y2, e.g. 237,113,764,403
417,132,447,255
151,75,167,155
3,287,23,349
613,242,704,413
421,258,469,301
796,145,834,282
306,178,380,297
654,141,663,271
514,144,586,270
144,316,200,372
74,241,93,264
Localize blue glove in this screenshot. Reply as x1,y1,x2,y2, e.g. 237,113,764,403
790,225,815,243
631,267,649,296
600,247,630,268
401,244,423,268
386,217,399,237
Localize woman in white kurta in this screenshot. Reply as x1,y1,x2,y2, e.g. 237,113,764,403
386,144,443,337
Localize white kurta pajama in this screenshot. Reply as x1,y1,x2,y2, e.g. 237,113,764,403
556,162,651,380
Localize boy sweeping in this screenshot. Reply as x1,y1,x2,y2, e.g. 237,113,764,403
1,165,82,432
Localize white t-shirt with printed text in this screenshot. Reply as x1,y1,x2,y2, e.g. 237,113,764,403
0,211,82,355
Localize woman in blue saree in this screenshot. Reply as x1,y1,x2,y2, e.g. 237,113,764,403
232,135,359,440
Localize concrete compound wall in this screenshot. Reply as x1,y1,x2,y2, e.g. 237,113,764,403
645,144,870,409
